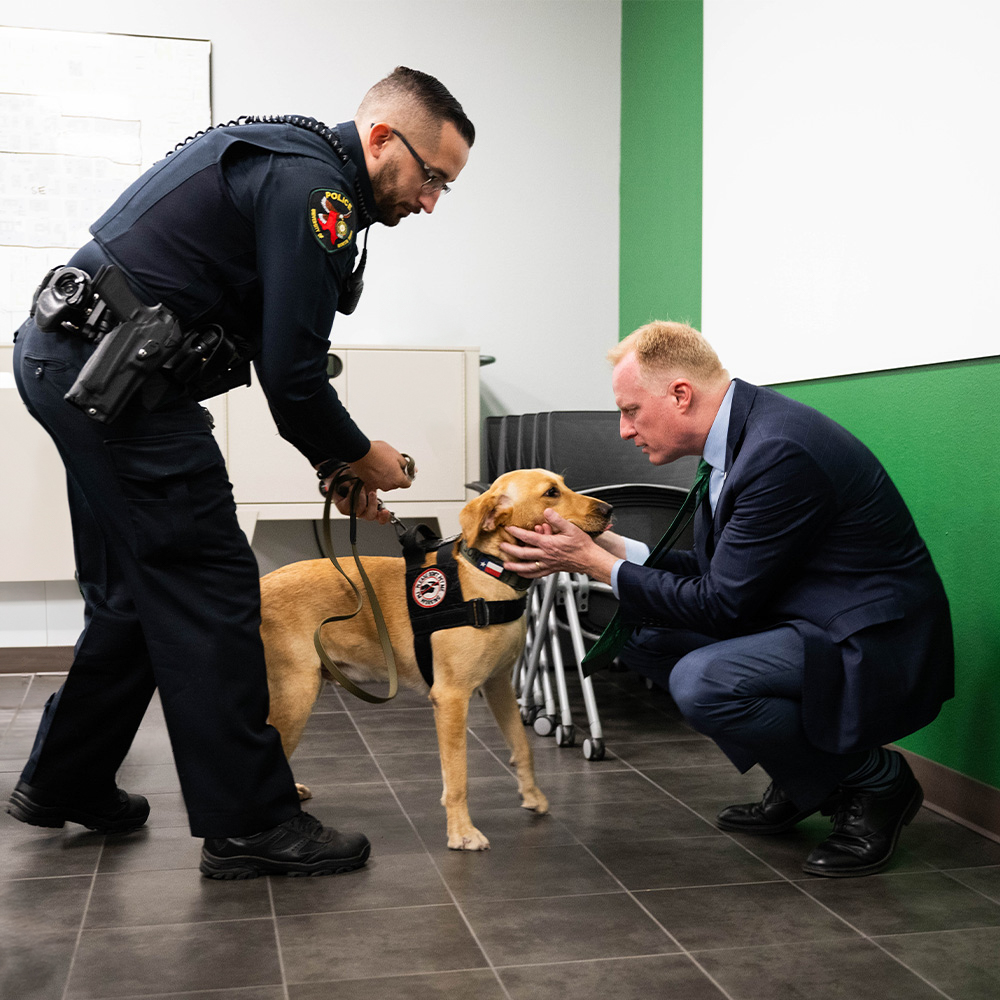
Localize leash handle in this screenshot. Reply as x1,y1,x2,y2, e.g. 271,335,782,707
313,478,399,704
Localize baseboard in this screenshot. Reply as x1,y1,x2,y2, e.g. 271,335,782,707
894,745,1000,845
0,645,73,674
2,648,997,843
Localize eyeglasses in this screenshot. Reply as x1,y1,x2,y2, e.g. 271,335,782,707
389,127,451,195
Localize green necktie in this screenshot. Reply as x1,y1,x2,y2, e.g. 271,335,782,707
581,458,712,676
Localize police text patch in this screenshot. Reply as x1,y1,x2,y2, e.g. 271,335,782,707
308,189,354,253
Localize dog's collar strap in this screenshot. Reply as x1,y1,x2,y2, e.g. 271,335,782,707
405,541,527,687
458,542,533,592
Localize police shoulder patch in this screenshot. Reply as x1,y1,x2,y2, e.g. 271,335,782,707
308,188,355,253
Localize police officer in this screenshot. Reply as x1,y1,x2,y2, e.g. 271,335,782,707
7,67,475,879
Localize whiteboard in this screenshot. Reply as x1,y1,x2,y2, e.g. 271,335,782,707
702,0,999,383
0,26,211,342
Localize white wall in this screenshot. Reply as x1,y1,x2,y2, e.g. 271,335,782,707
703,0,1000,384
0,1,622,648
2,0,622,415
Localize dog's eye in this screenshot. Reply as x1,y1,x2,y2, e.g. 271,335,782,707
543,487,560,498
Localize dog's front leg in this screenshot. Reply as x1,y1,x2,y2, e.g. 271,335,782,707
482,672,549,816
430,686,489,850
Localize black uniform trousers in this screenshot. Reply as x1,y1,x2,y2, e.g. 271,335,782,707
13,318,301,837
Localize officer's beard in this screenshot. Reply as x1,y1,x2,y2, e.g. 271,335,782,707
370,159,419,227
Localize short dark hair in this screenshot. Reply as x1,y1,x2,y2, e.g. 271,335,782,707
360,66,475,148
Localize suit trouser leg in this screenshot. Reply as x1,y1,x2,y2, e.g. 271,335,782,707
626,623,867,810
14,323,300,837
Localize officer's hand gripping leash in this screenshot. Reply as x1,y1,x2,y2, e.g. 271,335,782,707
312,456,415,703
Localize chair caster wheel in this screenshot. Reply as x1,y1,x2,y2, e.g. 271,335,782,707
520,705,540,726
555,723,576,747
583,737,606,761
533,714,556,737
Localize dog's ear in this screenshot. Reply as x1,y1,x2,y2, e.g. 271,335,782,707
459,490,513,549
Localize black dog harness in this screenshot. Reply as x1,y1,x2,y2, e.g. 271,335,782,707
402,524,529,686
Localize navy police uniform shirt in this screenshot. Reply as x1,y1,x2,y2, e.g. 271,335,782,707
69,119,377,466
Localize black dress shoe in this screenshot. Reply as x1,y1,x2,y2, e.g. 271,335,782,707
717,781,837,835
802,753,923,878
7,779,150,834
200,811,371,879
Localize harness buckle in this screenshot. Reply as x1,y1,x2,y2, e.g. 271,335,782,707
470,598,490,628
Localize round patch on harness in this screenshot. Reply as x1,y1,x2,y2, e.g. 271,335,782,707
412,568,447,608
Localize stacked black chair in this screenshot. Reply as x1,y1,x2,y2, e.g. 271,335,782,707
480,415,504,485
537,410,699,491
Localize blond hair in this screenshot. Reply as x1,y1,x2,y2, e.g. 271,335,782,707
608,321,727,388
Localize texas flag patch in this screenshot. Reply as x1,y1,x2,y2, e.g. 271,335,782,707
481,558,504,579
308,189,354,253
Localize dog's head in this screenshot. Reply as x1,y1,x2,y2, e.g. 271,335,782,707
459,469,612,556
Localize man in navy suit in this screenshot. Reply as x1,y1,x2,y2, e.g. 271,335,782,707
501,321,953,877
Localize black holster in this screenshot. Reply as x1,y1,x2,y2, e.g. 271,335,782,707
38,265,251,422
63,267,185,423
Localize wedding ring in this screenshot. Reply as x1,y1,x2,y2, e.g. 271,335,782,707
535,561,542,570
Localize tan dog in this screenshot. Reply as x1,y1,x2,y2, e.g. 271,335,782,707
259,469,612,850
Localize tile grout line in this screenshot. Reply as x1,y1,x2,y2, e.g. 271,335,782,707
330,682,516,1000
443,692,881,997
8,673,993,998
938,866,1000,907
5,670,93,1000
2,672,36,742
266,876,293,1000
340,685,736,998
60,837,103,1000
612,748,959,999
781,878,957,1000
490,671,966,1000
550,807,742,1000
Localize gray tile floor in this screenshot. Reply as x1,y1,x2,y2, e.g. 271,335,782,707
2,668,1000,1000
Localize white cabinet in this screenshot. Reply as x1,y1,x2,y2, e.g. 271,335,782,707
225,345,480,540
0,343,480,582
0,345,76,582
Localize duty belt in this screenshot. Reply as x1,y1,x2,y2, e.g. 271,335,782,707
30,264,249,423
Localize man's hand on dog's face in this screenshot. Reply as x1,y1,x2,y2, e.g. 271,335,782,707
501,510,617,585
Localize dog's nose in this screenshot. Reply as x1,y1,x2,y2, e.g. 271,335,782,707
597,501,613,518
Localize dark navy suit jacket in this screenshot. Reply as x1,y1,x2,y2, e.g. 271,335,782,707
616,379,954,753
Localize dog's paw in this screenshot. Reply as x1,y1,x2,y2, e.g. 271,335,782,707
521,788,549,814
295,782,313,801
448,828,491,851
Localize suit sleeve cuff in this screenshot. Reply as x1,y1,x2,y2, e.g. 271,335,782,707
610,559,625,599
624,537,651,564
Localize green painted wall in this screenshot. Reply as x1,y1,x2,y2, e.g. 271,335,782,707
620,0,702,336
620,1,1000,789
778,363,1000,788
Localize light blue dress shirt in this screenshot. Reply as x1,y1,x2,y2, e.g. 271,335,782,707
609,381,735,597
